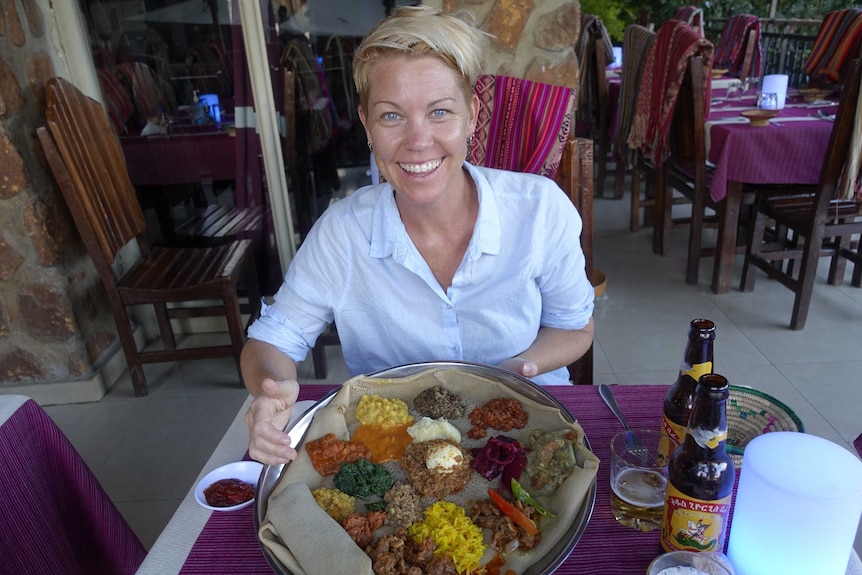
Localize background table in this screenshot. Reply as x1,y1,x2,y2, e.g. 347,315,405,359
0,395,146,575
137,384,862,575
705,93,837,293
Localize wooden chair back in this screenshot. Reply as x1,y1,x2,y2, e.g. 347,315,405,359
555,137,596,385
38,77,258,395
576,16,612,186
42,76,150,274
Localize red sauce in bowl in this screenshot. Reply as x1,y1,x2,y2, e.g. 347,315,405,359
204,478,255,507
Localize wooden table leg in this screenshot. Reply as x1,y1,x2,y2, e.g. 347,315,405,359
712,181,743,294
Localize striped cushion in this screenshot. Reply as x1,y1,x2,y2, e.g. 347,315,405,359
804,9,862,83
469,74,575,179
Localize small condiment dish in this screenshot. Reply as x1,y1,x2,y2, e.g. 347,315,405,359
647,550,735,575
194,461,263,511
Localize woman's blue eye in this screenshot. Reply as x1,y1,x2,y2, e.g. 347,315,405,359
384,112,399,121
431,109,447,118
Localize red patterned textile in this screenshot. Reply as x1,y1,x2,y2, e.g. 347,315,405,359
628,20,713,166
468,74,576,180
804,9,862,84
714,14,762,78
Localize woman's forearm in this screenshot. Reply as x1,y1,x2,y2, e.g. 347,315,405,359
240,339,299,397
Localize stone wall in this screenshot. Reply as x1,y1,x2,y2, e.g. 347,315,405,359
0,2,120,396
429,0,581,90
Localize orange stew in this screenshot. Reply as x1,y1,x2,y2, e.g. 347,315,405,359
305,433,372,476
350,424,412,463
468,398,529,439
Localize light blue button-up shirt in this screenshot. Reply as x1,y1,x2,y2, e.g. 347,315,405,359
248,163,594,385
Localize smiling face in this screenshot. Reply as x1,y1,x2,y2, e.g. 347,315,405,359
359,55,479,208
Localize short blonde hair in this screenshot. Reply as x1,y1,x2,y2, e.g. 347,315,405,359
353,6,487,111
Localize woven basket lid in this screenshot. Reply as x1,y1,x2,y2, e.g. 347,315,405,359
726,385,805,467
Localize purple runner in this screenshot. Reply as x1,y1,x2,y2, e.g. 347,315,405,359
0,400,146,575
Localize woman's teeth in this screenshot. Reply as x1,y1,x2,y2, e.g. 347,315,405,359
400,160,441,174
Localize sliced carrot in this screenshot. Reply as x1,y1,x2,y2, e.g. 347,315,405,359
487,487,538,537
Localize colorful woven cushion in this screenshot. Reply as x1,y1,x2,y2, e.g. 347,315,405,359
469,74,575,180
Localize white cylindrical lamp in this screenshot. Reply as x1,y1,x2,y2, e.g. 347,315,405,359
727,432,862,575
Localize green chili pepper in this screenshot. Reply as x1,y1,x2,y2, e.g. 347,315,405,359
511,478,556,518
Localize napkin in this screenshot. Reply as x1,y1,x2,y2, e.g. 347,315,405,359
258,369,601,575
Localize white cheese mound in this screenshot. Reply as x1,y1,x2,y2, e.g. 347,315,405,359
407,416,461,443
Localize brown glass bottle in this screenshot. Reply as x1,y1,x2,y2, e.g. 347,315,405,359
660,373,736,554
658,319,715,466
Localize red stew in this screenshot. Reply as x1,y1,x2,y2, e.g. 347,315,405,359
204,478,254,507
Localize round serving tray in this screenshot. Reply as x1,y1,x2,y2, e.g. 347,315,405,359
254,360,597,575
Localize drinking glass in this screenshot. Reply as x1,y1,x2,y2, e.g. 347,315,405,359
610,429,667,531
725,81,742,101
743,77,761,104
760,92,779,110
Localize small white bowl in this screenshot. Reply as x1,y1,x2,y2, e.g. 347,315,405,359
194,461,263,511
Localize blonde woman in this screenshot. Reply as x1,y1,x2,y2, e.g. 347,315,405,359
241,6,594,465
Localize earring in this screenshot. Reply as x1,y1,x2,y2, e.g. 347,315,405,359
467,135,474,147
367,141,373,152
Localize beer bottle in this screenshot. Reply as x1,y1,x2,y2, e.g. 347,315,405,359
660,373,736,554
658,319,715,466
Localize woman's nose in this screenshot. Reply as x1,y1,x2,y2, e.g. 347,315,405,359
404,119,433,149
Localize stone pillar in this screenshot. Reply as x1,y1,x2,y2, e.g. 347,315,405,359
430,0,581,90
0,3,121,402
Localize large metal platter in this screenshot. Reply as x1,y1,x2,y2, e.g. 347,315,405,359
255,361,597,574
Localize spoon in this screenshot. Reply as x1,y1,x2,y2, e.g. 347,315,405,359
598,384,648,458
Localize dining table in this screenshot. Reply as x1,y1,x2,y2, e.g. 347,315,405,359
703,86,838,293
136,383,862,575
606,68,838,294
0,394,146,575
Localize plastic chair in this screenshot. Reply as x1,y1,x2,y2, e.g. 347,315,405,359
38,77,260,396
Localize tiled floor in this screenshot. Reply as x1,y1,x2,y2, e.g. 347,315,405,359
42,179,862,557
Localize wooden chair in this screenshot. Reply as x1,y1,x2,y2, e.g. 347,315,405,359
576,15,614,189
37,77,260,396
713,14,762,81
471,74,595,384
614,24,657,229
740,59,862,330
663,56,726,285
628,20,714,258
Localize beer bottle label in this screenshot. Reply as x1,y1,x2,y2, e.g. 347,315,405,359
661,483,732,553
658,417,686,466
682,360,713,380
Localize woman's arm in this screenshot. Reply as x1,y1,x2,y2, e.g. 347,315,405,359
499,318,594,378
241,339,302,465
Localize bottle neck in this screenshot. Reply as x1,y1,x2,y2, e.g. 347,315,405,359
683,377,730,453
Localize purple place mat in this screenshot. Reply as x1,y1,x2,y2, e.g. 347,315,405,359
0,400,146,575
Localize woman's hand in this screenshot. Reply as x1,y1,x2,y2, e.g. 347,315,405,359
498,357,539,378
244,377,300,465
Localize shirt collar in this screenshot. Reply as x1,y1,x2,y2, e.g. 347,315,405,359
368,163,502,260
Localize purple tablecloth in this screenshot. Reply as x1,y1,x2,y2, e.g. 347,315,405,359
705,93,837,202
177,384,696,574
0,396,146,575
